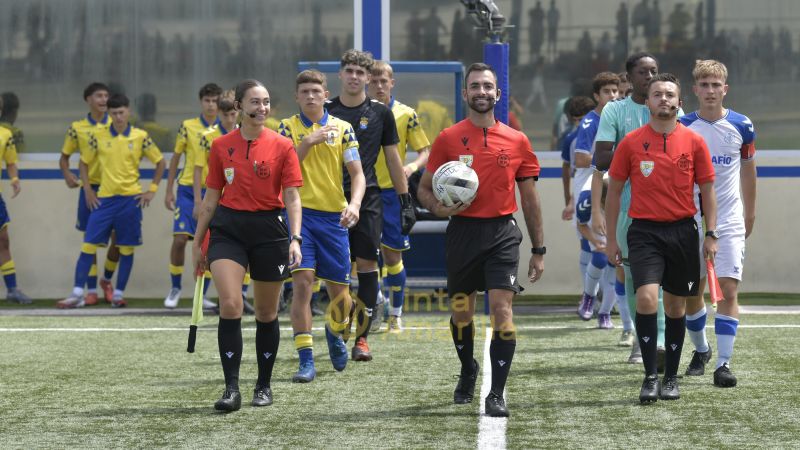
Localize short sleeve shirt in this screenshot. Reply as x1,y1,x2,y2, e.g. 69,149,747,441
375,98,430,189
61,113,110,185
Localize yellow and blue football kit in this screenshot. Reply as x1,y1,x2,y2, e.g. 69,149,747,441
173,116,217,236
62,113,110,231
0,127,18,228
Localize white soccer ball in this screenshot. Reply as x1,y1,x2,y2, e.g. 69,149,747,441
432,161,479,207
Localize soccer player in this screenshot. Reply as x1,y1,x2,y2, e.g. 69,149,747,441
279,69,365,381
368,60,431,332
57,82,120,308
326,49,415,362
593,53,678,367
192,79,303,411
606,73,717,403
163,83,222,310
62,93,166,308
0,118,31,304
680,60,756,387
418,63,545,418
0,92,24,154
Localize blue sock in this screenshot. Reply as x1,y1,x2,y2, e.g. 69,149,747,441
686,306,709,353
74,252,95,290
116,253,134,291
1,260,18,290
715,313,739,369
298,347,313,364
203,277,212,295
386,261,407,316
87,263,98,291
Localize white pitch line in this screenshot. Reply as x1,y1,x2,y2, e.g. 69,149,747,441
477,327,507,450
2,324,799,333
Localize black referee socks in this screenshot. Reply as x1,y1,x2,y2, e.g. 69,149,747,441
450,318,475,375
636,312,659,376
356,271,380,340
218,317,242,390
256,319,280,388
664,315,686,378
490,330,516,395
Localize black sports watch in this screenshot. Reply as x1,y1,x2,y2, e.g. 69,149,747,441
531,246,547,255
290,234,303,245
705,230,719,240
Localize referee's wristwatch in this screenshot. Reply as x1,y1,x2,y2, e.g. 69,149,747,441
531,246,547,255
705,230,719,240
290,234,303,245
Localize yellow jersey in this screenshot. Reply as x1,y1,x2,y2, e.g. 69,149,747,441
375,98,430,189
195,123,234,188
416,99,453,147
0,127,18,194
82,124,163,198
278,110,359,212
0,122,24,153
174,116,217,187
61,113,110,185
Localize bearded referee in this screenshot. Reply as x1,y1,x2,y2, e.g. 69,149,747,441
605,73,717,403
418,63,545,418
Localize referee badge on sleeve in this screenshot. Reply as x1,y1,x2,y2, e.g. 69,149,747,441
224,167,235,184
640,161,654,177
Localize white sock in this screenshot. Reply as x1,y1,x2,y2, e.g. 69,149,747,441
598,266,616,315
715,313,739,369
583,262,603,297
579,248,591,281
72,287,84,298
686,306,710,353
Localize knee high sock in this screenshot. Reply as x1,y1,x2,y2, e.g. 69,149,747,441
218,318,242,390
356,271,379,340
583,252,605,297
386,261,407,316
614,279,634,332
103,258,117,281
450,318,476,375
579,240,591,281
664,315,686,378
490,330,516,395
87,263,98,291
686,305,709,353
625,264,665,346
294,332,313,364
169,264,182,290
256,319,280,388
116,252,134,292
598,263,617,315
635,312,658,376
1,260,17,291
73,246,96,293
715,313,739,369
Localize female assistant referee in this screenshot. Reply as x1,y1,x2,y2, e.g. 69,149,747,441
193,79,303,412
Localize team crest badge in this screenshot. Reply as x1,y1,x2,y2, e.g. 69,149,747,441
677,154,692,171
497,154,510,167
359,117,369,130
128,142,133,150
459,155,473,167
640,161,655,177
254,160,271,178
224,167,235,184
724,131,735,145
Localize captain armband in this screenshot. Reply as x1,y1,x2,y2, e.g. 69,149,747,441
343,147,361,164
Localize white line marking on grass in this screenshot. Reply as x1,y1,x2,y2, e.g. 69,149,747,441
478,327,507,450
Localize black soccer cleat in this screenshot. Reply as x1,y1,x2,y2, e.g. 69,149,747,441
639,374,660,404
660,375,680,400
713,363,738,388
214,387,242,412
656,346,666,374
252,385,273,407
685,349,712,376
484,391,510,418
454,359,479,404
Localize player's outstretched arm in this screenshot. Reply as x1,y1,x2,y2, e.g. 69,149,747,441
518,178,544,282
604,177,623,266
741,159,757,238
417,169,470,218
342,160,365,229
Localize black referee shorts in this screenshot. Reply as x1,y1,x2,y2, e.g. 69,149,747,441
207,206,290,282
347,186,382,261
627,217,700,297
445,214,523,297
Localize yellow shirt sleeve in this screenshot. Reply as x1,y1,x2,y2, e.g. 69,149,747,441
174,123,188,154
142,135,163,165
62,125,79,155
406,111,430,151
79,133,98,165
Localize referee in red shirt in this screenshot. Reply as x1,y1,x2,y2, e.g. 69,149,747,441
418,63,545,418
193,79,303,412
605,73,718,403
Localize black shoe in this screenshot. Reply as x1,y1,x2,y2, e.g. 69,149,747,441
454,359,479,404
713,363,738,387
242,298,255,315
660,375,680,400
252,385,273,407
685,349,712,376
656,346,666,374
484,391,510,418
639,374,659,404
214,387,242,412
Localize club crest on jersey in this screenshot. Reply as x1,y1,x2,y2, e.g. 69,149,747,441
724,131,735,145
640,161,655,177
224,167,234,184
459,155,473,167
359,117,369,130
254,160,271,178
128,142,133,150
677,154,692,171
497,154,510,168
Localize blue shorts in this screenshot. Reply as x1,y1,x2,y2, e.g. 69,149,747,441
84,195,143,246
173,184,202,237
380,188,410,251
76,184,100,232
293,208,351,285
0,195,9,229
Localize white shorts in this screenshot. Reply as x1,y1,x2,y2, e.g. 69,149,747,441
696,223,745,281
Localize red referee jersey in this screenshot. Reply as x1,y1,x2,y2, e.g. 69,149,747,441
427,119,540,218
206,128,302,211
609,123,715,222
